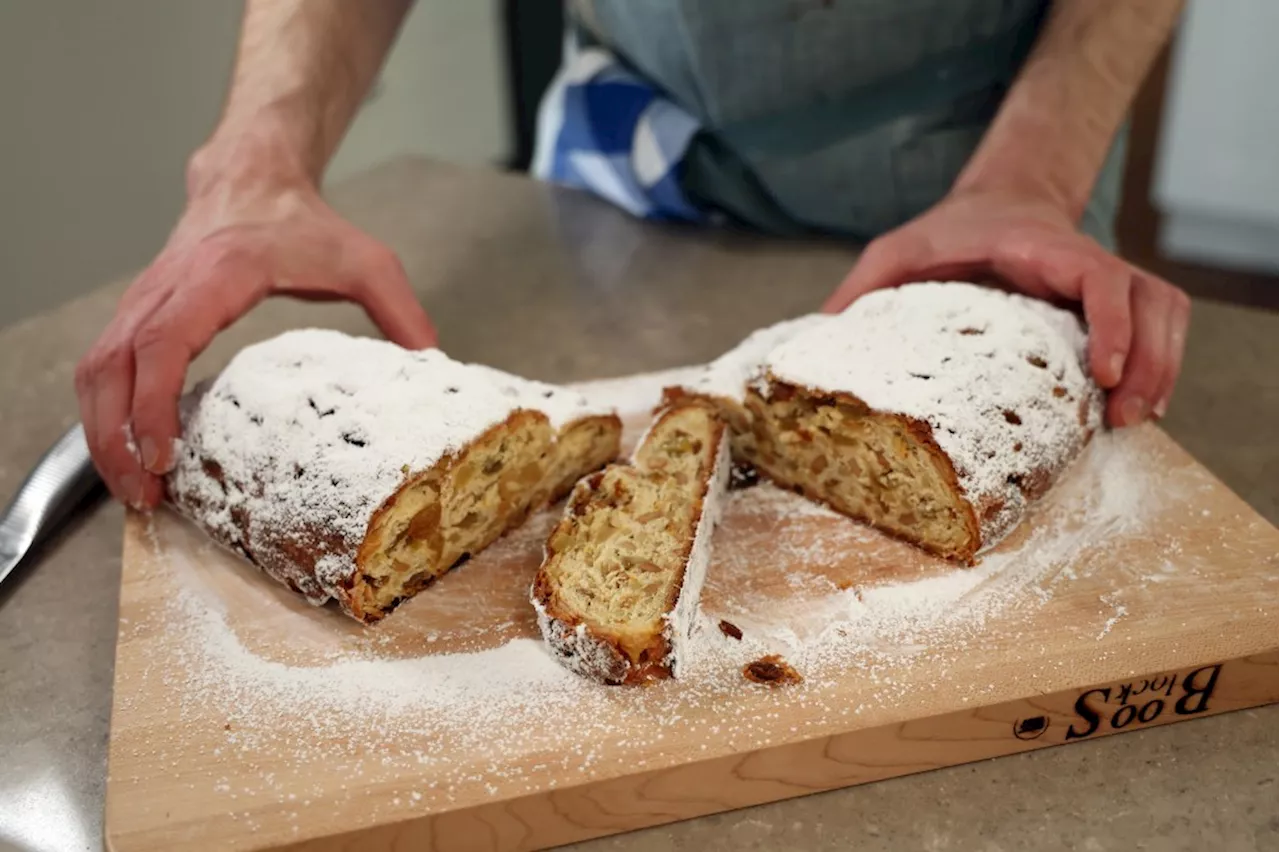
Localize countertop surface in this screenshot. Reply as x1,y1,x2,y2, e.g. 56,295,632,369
0,158,1275,852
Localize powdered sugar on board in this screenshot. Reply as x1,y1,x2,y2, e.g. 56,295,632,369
115,369,1265,836
694,431,1181,671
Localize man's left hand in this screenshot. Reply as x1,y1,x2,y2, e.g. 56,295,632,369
822,187,1190,428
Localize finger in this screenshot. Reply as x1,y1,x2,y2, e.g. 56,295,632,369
131,326,191,479
85,343,160,507
1106,276,1169,428
1152,284,1191,418
822,232,929,314
77,282,176,505
351,246,438,348
1078,265,1133,389
131,266,270,478
74,353,105,492
992,235,1134,387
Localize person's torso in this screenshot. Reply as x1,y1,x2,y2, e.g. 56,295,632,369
572,0,1050,237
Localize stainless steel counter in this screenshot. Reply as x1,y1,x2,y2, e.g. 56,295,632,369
0,158,1275,852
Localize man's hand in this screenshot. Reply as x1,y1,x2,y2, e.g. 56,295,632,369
75,0,421,509
824,0,1189,429
75,173,435,509
823,188,1189,429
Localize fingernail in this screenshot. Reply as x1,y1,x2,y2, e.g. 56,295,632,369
1120,397,1147,427
1153,398,1169,419
140,436,160,471
119,473,142,505
1108,353,1124,384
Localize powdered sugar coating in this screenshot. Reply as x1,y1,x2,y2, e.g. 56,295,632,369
677,314,831,403
664,428,731,676
765,282,1103,546
531,594,632,684
169,329,614,607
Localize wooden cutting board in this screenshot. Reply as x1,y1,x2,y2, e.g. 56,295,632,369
103,370,1278,852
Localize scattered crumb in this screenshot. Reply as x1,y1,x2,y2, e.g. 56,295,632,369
835,580,864,600
728,463,760,491
743,655,803,687
718,620,743,641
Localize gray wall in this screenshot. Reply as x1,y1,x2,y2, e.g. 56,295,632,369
0,1,511,329
1152,0,1278,272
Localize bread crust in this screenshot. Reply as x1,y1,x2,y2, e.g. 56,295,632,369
172,409,622,623
663,285,1103,561
166,329,623,624
708,374,1097,562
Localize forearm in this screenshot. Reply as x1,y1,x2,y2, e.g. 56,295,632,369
955,0,1182,219
191,0,413,193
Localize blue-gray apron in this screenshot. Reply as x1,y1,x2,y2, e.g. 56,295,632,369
571,0,1126,249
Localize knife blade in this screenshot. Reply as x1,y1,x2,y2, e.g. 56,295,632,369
0,423,104,589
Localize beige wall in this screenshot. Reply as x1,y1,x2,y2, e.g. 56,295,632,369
0,1,511,329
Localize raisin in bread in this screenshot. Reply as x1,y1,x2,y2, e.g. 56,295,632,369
168,329,622,623
664,282,1103,562
531,403,730,684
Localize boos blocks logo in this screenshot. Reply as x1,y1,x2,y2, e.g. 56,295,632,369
1011,663,1223,743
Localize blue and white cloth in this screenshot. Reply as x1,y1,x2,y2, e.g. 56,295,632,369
529,3,1126,247
531,38,706,223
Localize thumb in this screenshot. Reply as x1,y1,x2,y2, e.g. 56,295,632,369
822,233,922,314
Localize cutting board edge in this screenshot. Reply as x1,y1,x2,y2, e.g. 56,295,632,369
103,647,1278,852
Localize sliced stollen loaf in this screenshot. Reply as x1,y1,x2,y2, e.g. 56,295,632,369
661,313,830,465
532,403,730,684
664,282,1104,562
168,329,622,623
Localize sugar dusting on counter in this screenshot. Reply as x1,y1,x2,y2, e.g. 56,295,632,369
122,371,1199,822
694,428,1169,669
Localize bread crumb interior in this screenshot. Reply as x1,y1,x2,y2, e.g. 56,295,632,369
746,386,973,559
543,406,719,660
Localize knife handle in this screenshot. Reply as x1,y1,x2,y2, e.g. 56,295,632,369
0,423,105,586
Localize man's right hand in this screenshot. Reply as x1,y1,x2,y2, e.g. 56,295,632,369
75,159,437,510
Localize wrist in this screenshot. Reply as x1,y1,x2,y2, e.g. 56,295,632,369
951,159,1082,221
953,108,1094,220
954,74,1117,222
187,112,321,204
